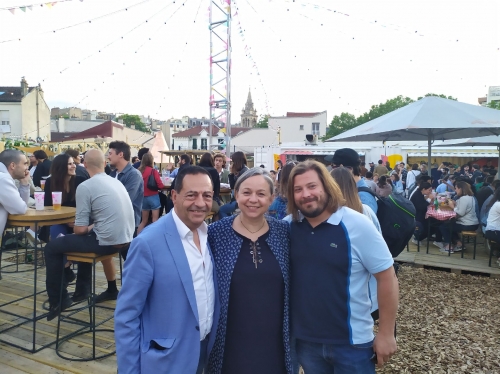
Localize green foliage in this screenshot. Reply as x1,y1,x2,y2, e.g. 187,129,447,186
417,93,457,101
486,101,500,110
116,114,149,133
324,93,458,140
256,115,269,128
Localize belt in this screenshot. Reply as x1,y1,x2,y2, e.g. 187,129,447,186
112,243,130,249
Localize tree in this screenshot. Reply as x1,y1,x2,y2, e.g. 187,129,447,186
322,112,358,140
486,101,500,110
255,115,269,128
116,114,149,133
417,93,457,101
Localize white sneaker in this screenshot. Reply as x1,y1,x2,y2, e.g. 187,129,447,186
439,244,454,254
453,246,462,252
433,241,444,249
25,229,37,245
411,238,420,245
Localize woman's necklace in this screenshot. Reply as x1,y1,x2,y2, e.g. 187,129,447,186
239,216,265,234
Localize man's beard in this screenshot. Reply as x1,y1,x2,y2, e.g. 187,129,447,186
298,195,329,218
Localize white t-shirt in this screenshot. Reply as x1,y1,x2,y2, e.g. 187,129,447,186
486,201,500,232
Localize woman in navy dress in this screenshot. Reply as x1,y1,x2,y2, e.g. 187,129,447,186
207,167,292,374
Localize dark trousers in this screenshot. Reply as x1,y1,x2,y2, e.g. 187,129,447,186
485,230,500,242
43,231,119,305
196,336,209,374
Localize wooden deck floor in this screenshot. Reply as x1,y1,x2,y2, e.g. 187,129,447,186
398,237,500,277
0,238,498,373
0,255,118,373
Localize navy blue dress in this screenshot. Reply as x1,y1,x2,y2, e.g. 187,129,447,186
221,230,286,374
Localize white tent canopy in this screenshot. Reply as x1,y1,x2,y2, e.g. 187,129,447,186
327,96,500,168
149,131,169,164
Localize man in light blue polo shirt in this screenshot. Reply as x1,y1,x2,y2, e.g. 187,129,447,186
287,160,398,373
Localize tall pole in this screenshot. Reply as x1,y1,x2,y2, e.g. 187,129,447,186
36,85,40,139
209,0,231,158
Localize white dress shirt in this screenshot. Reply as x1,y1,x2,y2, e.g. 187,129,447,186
172,210,215,341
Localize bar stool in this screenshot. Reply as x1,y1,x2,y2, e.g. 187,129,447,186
55,250,125,361
461,231,478,259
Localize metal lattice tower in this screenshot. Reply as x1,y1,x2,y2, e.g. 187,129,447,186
209,0,231,156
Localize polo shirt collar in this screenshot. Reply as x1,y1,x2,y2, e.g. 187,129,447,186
296,206,345,226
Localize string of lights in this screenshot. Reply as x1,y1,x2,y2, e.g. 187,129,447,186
0,0,157,44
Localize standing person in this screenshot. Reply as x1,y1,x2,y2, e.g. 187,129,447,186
218,151,249,218
375,175,393,198
207,167,291,374
359,162,368,177
269,162,296,220
170,154,191,179
332,148,378,213
132,147,149,169
214,153,229,184
95,141,143,303
65,149,90,179
198,152,222,215
137,152,164,235
374,160,388,176
385,161,392,173
430,163,442,189
115,166,220,374
287,160,398,372
28,153,38,178
397,162,407,191
364,172,377,193
32,150,52,187
406,164,421,193
368,162,375,173
43,149,134,321
390,174,404,195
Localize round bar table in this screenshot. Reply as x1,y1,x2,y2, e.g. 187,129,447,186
0,206,76,353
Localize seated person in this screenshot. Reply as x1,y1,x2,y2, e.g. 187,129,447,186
408,174,432,200
439,181,479,253
410,182,441,245
436,175,454,194
485,188,500,264
390,173,403,195
43,149,135,321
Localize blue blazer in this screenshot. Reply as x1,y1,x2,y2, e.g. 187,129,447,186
207,215,292,374
115,212,220,374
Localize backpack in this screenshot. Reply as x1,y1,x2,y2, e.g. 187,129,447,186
358,187,416,258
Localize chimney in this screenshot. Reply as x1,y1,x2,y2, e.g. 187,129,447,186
21,77,28,97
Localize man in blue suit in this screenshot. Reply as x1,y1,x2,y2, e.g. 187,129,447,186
115,166,220,374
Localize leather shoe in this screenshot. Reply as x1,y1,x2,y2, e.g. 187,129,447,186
71,290,90,303
95,290,118,303
47,297,72,321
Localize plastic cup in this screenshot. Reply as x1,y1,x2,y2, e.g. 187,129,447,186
34,192,44,210
40,180,46,190
52,192,62,210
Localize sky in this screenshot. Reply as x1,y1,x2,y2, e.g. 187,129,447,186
0,0,499,124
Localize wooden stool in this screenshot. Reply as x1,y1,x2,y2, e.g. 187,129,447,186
461,231,478,259
55,251,122,361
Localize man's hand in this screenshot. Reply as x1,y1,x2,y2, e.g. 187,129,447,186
19,170,31,186
373,332,397,367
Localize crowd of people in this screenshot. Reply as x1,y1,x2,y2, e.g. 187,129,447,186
2,143,499,373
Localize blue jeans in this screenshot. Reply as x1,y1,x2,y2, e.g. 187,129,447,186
218,201,238,218
295,338,375,374
50,224,72,240
439,222,478,244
